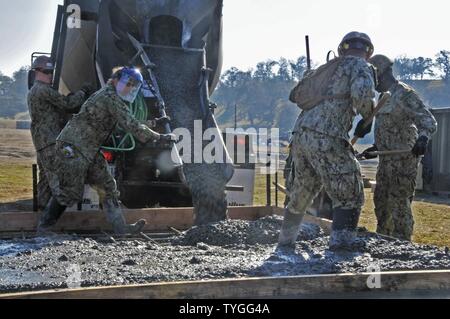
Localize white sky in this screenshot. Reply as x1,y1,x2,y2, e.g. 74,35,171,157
1,0,449,76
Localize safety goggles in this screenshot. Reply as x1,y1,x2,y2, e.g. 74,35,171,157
38,69,54,75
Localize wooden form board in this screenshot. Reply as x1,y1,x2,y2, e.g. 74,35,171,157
1,270,448,299
0,206,332,234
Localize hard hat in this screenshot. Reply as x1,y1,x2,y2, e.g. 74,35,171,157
119,67,144,85
32,56,54,71
338,32,374,57
369,54,394,75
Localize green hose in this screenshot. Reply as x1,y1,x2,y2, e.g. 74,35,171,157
101,93,148,152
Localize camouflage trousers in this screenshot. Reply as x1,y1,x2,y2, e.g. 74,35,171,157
36,145,59,210
287,129,364,216
374,155,419,241
52,141,119,207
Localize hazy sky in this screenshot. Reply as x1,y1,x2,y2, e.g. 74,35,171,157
1,0,449,76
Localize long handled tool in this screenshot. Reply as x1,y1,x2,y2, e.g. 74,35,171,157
305,35,311,70
367,150,411,157
351,92,391,145
357,149,412,161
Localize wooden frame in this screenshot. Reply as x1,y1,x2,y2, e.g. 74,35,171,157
0,206,332,234
1,270,448,299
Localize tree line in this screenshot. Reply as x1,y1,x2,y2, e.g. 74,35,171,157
394,51,450,80
0,67,29,119
212,51,450,138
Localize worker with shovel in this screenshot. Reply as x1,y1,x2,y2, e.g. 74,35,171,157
280,32,377,251
360,55,437,241
37,67,175,235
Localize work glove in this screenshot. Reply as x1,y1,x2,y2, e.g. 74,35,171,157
80,83,96,96
148,116,171,128
412,136,429,156
361,145,378,160
159,133,177,143
354,119,373,138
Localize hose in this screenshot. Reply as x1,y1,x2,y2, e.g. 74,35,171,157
101,93,148,152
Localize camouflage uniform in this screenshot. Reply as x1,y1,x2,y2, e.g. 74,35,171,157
288,56,375,216
27,80,86,209
53,83,160,207
374,82,437,240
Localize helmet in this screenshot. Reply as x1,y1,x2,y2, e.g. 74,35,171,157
119,67,144,85
369,54,394,75
31,56,54,71
338,32,374,57
114,67,144,103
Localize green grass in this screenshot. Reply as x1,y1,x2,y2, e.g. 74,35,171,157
255,174,450,247
0,163,33,203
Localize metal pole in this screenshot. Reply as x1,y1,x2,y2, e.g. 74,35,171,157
51,5,64,63
32,164,38,212
266,166,271,207
275,162,279,207
234,103,237,130
305,35,311,70
266,150,271,206
53,8,68,91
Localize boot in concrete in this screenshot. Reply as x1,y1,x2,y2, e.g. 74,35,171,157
329,208,365,251
103,198,146,235
277,209,304,249
36,197,67,236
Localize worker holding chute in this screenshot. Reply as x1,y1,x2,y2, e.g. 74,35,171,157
37,67,175,235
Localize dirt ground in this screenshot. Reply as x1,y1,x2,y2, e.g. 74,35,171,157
0,128,35,163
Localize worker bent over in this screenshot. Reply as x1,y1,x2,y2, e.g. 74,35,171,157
37,67,175,235
281,32,377,251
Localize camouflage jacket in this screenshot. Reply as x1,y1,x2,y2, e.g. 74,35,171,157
28,81,86,151
57,83,160,162
294,55,376,140
375,81,437,151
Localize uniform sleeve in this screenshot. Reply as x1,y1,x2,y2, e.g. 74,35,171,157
43,86,86,113
113,99,161,143
350,62,376,120
402,91,437,139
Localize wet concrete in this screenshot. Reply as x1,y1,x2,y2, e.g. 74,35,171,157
0,216,449,293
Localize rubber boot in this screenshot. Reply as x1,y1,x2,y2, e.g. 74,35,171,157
277,209,304,249
329,208,365,251
36,197,67,236
103,198,146,235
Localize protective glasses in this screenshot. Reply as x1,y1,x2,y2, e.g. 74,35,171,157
39,69,54,75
